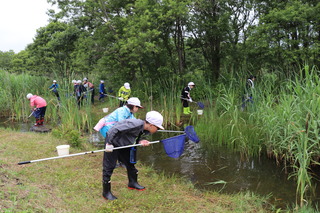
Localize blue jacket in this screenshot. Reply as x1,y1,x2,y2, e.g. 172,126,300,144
97,106,135,138
49,83,59,92
99,83,105,94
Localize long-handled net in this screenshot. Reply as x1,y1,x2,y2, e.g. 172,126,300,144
158,125,200,143
179,97,205,109
161,134,186,158
18,133,195,165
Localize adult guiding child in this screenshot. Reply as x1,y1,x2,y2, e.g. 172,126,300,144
181,82,195,114
26,93,47,126
102,111,164,200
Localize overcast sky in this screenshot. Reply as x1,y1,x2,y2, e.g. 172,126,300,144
0,0,56,53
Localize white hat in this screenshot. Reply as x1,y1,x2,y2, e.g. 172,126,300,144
124,82,130,89
127,97,143,108
53,80,57,83
146,111,164,130
188,82,195,86
83,77,88,81
100,80,104,83
77,80,82,84
26,93,33,99
72,80,76,83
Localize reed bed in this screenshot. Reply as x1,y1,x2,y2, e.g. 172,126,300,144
2,66,320,209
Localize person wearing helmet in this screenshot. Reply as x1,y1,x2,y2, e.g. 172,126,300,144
118,82,131,107
102,111,164,200
94,97,143,138
181,82,195,114
49,80,60,101
26,93,47,126
99,80,106,102
83,78,95,104
74,80,86,108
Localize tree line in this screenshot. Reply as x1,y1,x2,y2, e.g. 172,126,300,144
1,0,319,87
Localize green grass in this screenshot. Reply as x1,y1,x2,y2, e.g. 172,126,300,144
0,128,270,212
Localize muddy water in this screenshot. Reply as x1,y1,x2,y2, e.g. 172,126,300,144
91,131,298,208
2,120,319,208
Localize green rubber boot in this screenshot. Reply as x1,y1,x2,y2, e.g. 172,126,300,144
183,107,189,115
187,107,192,114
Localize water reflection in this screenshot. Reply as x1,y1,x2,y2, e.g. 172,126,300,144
136,133,299,208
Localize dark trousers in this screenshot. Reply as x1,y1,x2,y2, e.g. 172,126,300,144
53,91,60,101
119,100,126,107
102,148,138,182
33,107,46,119
182,100,189,107
90,88,95,104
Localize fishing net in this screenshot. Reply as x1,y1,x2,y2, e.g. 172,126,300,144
161,134,186,158
197,102,205,109
185,126,200,143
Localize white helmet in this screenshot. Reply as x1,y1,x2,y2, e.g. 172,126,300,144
83,77,88,81
77,80,82,84
188,82,195,86
26,93,33,99
100,80,104,83
124,82,130,89
146,111,164,130
53,80,57,83
127,97,143,108
72,80,76,84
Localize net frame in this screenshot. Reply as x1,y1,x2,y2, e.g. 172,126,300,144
185,126,200,143
161,134,186,158
197,102,205,109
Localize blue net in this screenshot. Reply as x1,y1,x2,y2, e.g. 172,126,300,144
161,134,186,158
185,126,200,143
197,102,205,109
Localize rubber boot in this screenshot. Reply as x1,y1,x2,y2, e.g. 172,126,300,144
39,116,44,125
187,107,192,114
34,118,41,126
127,171,145,191
183,107,189,115
102,180,117,200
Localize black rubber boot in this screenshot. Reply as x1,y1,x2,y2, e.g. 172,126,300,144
127,171,145,191
102,180,117,200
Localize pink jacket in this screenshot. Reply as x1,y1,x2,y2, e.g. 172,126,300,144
30,95,47,108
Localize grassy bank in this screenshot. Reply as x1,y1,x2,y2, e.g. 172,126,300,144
0,128,270,212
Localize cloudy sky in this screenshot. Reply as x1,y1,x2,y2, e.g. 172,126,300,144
0,0,56,53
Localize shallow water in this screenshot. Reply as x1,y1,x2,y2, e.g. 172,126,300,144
2,119,319,208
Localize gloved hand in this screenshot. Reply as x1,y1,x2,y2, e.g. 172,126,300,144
188,98,193,102
118,97,124,101
105,144,114,152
